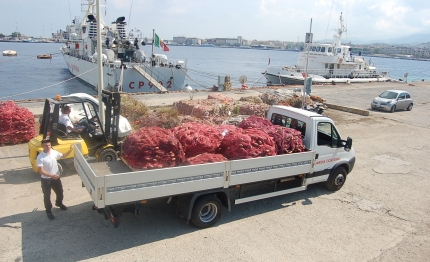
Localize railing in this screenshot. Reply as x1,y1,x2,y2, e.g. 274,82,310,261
283,67,388,79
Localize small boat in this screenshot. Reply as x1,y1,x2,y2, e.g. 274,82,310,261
22,38,38,43
2,50,17,56
263,13,390,85
37,54,52,59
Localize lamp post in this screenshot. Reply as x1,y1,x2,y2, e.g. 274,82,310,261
303,18,313,109
96,0,104,126
15,21,19,39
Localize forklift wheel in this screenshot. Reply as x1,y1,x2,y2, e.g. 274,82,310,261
97,148,118,162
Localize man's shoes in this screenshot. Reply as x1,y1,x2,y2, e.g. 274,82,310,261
56,204,67,210
46,212,55,220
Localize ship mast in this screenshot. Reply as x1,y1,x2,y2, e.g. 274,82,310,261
335,12,347,46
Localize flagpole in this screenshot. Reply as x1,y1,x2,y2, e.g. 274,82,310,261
151,29,155,67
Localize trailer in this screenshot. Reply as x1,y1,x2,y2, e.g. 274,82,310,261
74,105,355,228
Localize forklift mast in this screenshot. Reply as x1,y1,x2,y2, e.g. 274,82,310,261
101,90,122,153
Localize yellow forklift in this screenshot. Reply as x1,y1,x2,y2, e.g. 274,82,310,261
28,90,130,172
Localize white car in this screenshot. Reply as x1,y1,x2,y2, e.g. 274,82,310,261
371,90,413,113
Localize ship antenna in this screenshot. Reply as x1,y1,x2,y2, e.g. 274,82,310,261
68,0,72,22
128,0,134,29
324,0,334,42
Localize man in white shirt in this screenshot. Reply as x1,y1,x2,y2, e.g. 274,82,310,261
37,139,73,220
59,106,84,134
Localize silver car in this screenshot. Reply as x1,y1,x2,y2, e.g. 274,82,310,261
371,90,413,113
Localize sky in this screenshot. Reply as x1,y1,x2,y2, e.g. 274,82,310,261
1,0,429,43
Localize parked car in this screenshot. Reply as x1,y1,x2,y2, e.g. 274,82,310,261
371,90,413,113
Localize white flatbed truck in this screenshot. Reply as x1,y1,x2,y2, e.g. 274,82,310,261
74,106,355,228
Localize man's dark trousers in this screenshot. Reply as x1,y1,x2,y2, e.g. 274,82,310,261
41,178,64,212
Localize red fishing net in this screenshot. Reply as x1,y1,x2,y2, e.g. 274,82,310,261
183,153,227,165
265,125,305,154
238,115,273,129
219,128,276,160
121,126,185,170
172,122,223,158
207,93,235,103
0,101,35,144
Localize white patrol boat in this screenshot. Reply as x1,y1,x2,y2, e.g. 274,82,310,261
264,13,390,85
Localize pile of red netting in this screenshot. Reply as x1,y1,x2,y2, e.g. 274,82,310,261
121,116,306,169
172,122,223,158
216,124,238,135
238,115,273,129
265,125,305,154
238,115,305,154
182,153,227,165
121,127,185,170
219,128,277,160
0,101,35,144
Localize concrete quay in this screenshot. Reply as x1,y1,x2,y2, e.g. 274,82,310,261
15,81,428,118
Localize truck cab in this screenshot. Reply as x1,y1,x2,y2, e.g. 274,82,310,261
267,105,355,190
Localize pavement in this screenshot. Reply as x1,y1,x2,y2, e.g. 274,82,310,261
2,80,430,261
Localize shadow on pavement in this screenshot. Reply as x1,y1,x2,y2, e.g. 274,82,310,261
0,164,76,185
0,183,333,261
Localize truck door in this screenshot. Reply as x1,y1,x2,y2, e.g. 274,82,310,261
312,121,342,183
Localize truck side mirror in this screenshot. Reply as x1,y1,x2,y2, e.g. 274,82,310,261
344,137,352,152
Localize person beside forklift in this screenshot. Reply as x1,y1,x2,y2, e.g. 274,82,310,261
28,90,132,173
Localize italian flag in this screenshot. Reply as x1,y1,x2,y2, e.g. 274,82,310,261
154,33,170,52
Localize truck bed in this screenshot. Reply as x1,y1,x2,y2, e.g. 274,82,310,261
88,160,132,176
74,145,315,208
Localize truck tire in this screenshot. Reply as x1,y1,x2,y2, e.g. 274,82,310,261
97,148,118,162
325,166,347,191
191,195,222,228
107,207,120,228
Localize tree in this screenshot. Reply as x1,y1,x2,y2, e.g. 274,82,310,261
0,33,5,38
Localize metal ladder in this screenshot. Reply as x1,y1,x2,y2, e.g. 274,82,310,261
131,65,168,93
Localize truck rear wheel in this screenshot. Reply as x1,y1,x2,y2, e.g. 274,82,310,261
191,195,222,228
107,207,120,228
325,166,347,191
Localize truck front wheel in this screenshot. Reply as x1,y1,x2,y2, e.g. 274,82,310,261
325,166,347,191
191,195,222,228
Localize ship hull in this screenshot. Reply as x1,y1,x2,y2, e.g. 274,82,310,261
264,67,390,86
63,54,187,93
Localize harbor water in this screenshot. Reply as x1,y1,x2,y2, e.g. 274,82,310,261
1,42,430,101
